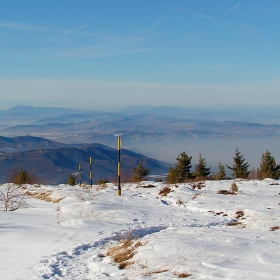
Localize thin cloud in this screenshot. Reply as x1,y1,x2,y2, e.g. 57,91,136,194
0,19,119,41
65,24,88,36
146,16,168,32
0,20,48,31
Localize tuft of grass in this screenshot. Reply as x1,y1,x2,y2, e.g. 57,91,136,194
52,198,64,203
191,181,206,189
27,190,63,203
159,187,171,196
144,269,169,276
235,210,244,219
217,190,231,195
270,226,280,231
227,221,245,228
230,182,238,193
174,271,192,278
176,198,184,205
192,193,201,200
106,229,147,269
137,184,156,188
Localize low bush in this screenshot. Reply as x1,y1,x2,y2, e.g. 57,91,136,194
97,179,108,185
158,187,171,196
230,182,238,193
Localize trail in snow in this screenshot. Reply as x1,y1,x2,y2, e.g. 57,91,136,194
0,180,280,279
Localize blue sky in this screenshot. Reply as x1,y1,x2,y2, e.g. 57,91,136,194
1,0,280,110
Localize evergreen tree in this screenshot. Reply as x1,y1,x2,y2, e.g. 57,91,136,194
132,159,150,182
13,167,32,185
214,162,227,180
227,148,250,179
166,152,192,183
67,174,76,186
192,154,211,179
257,150,280,179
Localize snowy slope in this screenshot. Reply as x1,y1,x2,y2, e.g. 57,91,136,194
0,179,280,279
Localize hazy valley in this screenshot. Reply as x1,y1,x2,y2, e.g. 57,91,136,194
1,105,280,183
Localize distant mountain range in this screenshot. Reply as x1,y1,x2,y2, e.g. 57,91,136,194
0,135,69,153
1,105,280,171
2,106,280,149
0,137,169,184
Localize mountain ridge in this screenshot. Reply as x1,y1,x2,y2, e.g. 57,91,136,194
0,141,169,184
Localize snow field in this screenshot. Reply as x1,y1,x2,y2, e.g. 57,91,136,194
0,179,280,279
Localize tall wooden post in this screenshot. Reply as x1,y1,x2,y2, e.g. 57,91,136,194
89,156,92,188
78,164,82,186
117,136,121,196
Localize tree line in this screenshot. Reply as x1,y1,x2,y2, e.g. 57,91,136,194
6,148,280,186
165,148,280,184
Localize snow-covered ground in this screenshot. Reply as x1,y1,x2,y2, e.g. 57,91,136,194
1,179,280,279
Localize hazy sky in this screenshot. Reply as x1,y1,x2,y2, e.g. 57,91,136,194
1,0,280,110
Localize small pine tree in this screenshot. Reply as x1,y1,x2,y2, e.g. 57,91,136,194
192,154,211,179
13,167,33,185
166,152,192,183
166,165,178,184
132,159,150,182
257,150,280,180
97,179,108,185
227,148,250,179
214,162,227,180
67,174,76,186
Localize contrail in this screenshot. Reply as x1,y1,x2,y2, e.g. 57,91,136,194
215,3,240,23
203,3,240,31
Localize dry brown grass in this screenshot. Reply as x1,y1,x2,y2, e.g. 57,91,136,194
227,221,245,228
52,198,64,203
144,269,169,276
192,193,201,200
159,187,171,196
270,226,280,231
27,190,64,203
191,181,206,189
235,210,244,219
174,271,192,278
106,229,147,269
136,184,156,188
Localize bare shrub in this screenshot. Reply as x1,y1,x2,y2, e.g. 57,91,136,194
159,187,171,196
74,190,97,202
248,168,257,179
0,184,30,211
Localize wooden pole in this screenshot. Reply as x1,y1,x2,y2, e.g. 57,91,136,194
117,136,121,196
78,164,81,186
89,156,92,188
